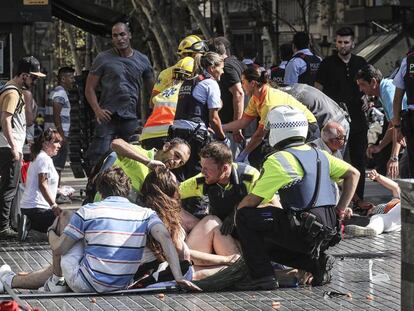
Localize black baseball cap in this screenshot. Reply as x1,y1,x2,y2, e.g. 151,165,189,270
17,56,46,78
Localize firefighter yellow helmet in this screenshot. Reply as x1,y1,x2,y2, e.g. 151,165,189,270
177,35,208,56
173,56,194,80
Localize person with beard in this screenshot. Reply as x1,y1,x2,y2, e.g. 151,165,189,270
110,138,190,195
0,56,46,237
85,22,154,168
315,27,368,204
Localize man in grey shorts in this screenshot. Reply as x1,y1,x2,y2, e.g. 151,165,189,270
85,22,154,167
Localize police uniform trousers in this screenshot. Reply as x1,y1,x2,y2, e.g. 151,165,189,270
236,205,336,279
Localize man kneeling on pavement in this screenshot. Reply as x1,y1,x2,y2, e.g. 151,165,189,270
235,106,358,290
0,166,199,293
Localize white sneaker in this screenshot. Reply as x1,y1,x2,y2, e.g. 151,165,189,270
0,264,16,293
38,274,69,293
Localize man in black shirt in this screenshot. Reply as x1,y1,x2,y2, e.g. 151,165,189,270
315,27,368,201
209,37,246,157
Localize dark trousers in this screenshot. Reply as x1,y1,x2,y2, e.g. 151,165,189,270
347,128,368,199
0,148,22,230
87,116,138,167
407,135,414,178
236,206,321,279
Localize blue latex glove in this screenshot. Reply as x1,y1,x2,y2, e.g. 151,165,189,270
235,150,249,162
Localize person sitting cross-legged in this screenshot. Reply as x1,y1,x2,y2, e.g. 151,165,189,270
0,166,200,293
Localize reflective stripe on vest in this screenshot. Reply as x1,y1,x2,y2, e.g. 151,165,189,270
141,94,178,141
203,163,251,221
276,147,336,211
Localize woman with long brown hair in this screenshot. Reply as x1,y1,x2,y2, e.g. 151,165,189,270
140,167,189,262
139,167,240,283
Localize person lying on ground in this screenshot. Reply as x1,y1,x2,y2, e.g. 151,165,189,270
133,167,240,285
0,166,200,293
344,169,401,237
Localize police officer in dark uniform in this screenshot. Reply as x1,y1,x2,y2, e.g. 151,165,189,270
269,43,293,86
235,106,359,290
392,50,414,177
284,32,321,86
169,52,227,178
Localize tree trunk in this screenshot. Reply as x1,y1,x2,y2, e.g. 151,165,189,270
84,32,93,70
219,0,231,39
258,0,277,65
181,0,212,39
133,0,175,67
145,0,178,59
63,22,82,74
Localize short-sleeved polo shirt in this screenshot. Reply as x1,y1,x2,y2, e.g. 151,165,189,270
114,145,155,192
251,144,350,203
242,85,316,128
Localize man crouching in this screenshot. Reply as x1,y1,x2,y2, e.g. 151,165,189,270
0,166,200,293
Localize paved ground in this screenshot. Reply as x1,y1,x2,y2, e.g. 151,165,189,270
0,169,401,310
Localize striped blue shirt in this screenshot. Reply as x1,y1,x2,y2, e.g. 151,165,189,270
45,85,71,137
64,196,162,293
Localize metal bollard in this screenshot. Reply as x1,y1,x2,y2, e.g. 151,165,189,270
398,179,414,311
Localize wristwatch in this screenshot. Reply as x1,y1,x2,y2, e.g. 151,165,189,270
390,156,399,162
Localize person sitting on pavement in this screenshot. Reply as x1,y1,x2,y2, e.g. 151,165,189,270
0,166,200,293
84,137,191,203
310,122,374,212
18,128,63,242
132,167,240,286
179,141,270,233
141,57,195,150
310,121,347,203
171,51,227,178
344,169,401,237
311,121,346,159
222,65,318,169
235,106,359,290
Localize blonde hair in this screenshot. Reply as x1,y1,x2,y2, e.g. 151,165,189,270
193,52,223,74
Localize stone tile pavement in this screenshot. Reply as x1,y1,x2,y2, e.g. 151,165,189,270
0,231,400,310
0,170,400,310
